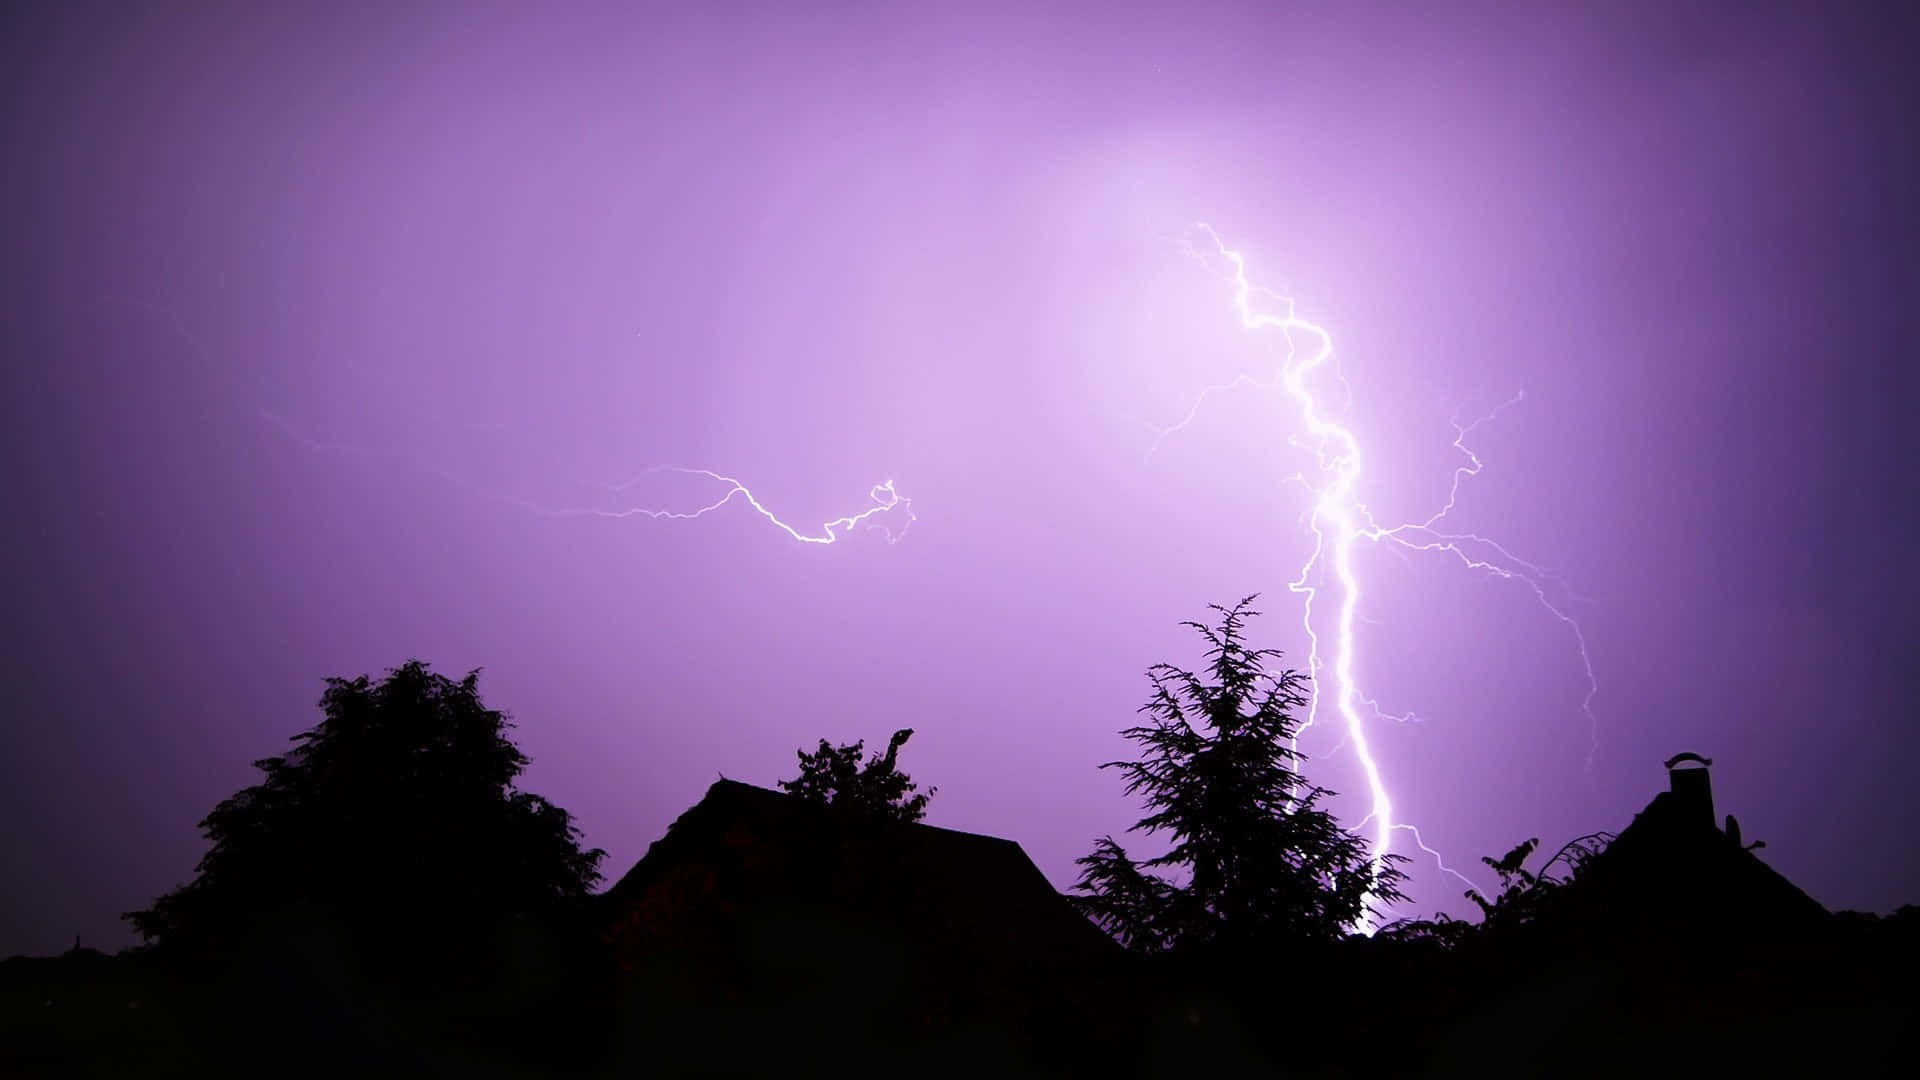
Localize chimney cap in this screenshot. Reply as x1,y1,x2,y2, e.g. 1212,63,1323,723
1664,752,1713,770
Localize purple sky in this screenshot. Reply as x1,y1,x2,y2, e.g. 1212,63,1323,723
5,1,1916,957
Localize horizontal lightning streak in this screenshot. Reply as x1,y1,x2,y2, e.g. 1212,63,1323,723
258,411,913,545
108,299,915,550
576,466,914,545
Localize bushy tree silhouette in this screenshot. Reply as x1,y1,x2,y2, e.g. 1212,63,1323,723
1071,596,1407,951
1381,830,1615,948
124,660,604,989
1464,832,1612,933
1466,837,1544,929
777,728,935,823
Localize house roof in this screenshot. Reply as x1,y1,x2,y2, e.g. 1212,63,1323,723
599,779,1111,943
596,779,1121,988
594,780,1136,1068
1557,769,1829,942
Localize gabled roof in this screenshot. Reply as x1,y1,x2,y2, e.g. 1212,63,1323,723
597,779,1120,974
594,780,1131,1066
1559,782,1828,942
600,780,1111,943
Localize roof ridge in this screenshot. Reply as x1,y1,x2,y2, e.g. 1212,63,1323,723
699,777,1024,847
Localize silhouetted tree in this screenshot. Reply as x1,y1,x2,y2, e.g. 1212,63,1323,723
1450,830,1613,935
1071,596,1407,951
778,728,935,823
1466,837,1544,931
124,661,605,989
1374,910,1476,951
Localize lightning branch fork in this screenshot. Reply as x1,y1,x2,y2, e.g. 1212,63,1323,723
1149,223,1599,931
117,287,920,551
581,466,915,546
257,410,915,547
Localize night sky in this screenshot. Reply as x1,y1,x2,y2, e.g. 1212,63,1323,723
5,1,1916,958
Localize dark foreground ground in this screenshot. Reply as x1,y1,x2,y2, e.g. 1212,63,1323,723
6,920,1916,1078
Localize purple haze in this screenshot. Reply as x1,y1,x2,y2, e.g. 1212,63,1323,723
4,1,1916,956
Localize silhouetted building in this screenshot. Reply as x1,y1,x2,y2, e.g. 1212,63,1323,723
1558,752,1828,949
1662,750,1717,832
1408,755,1876,1077
595,780,1133,1073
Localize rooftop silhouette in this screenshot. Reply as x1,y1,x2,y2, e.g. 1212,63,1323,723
597,778,1133,1073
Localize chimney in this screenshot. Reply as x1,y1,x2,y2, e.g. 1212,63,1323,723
1663,752,1715,832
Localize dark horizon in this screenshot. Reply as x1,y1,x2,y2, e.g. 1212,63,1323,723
5,0,1918,961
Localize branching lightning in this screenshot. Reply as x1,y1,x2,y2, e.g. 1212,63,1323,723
258,411,914,546
109,296,915,551
576,466,915,545
1146,224,1600,929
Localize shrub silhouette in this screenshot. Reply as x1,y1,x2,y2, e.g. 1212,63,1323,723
777,727,936,823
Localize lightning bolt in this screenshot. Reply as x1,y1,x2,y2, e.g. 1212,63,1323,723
257,410,913,546
578,466,915,545
1148,224,1599,930
104,297,916,550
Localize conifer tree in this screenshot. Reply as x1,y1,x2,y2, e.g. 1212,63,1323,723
1072,597,1406,949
